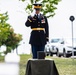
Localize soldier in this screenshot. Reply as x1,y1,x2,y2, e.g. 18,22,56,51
25,3,49,59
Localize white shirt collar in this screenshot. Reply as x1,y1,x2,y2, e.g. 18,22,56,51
36,13,41,16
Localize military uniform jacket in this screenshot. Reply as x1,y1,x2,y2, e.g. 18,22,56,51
25,14,49,46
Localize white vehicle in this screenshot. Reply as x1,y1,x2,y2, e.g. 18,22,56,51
45,38,65,57
49,38,65,57
63,38,76,57
45,42,51,56
45,38,76,57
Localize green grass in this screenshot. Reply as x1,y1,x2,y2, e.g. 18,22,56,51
0,56,4,62
19,54,31,75
50,57,76,75
20,55,76,75
0,54,76,75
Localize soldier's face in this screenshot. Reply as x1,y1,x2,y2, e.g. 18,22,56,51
35,9,40,14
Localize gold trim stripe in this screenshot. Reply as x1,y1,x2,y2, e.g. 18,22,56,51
32,28,44,31
28,19,32,22
34,6,42,9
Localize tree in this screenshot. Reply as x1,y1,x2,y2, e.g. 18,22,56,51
4,28,22,54
0,12,11,46
0,12,22,54
19,0,61,18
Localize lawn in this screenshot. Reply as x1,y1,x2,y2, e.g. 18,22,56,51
0,56,4,62
0,54,76,75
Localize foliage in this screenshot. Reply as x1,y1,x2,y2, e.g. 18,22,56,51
0,12,11,46
4,28,22,50
4,46,12,54
0,12,22,54
19,0,61,18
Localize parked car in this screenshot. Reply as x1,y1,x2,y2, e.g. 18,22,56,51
64,38,76,57
45,38,65,57
45,38,76,57
50,38,65,57
45,42,51,56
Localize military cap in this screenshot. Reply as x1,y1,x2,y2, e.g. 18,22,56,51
33,3,42,10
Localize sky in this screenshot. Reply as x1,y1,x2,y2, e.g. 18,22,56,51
0,0,76,54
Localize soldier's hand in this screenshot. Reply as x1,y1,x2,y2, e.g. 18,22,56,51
28,16,32,20
27,16,33,22
46,37,49,42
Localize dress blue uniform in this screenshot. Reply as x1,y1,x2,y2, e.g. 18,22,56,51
25,3,49,58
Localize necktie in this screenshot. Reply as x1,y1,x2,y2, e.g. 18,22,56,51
37,14,38,18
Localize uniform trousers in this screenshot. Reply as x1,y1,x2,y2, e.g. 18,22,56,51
31,45,45,59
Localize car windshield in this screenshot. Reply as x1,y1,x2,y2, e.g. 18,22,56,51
51,39,60,43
